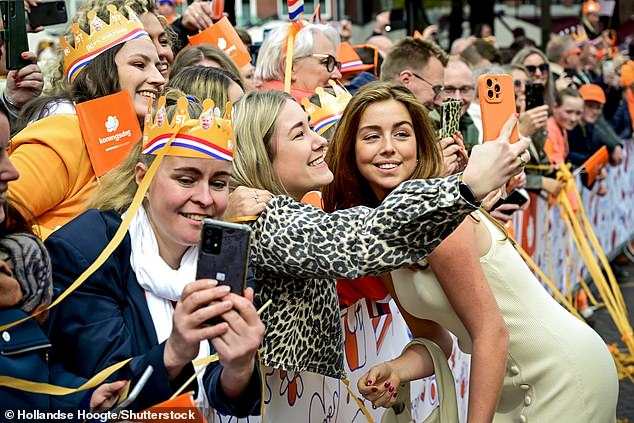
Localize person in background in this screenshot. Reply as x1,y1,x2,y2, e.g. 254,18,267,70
567,83,622,197
170,44,246,89
509,64,563,198
382,38,469,176
442,56,479,152
511,47,555,107
157,0,179,24
167,65,244,106
581,0,602,41
611,59,634,139
546,35,588,89
255,22,342,102
545,87,584,167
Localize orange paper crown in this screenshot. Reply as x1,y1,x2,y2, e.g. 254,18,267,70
570,25,589,45
582,0,600,15
143,96,235,161
301,80,352,135
61,5,149,82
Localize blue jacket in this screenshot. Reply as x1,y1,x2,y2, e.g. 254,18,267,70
0,308,91,412
44,209,261,416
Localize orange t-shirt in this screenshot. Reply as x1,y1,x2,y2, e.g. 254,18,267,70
544,116,569,166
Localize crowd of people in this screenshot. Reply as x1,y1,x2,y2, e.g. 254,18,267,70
0,0,632,421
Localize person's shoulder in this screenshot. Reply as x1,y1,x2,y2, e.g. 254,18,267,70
11,114,81,150
45,209,122,255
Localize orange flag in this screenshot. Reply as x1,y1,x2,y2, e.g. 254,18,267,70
188,17,251,68
140,392,207,422
76,90,141,177
581,145,608,186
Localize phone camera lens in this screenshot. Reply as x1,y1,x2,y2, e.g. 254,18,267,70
494,84,501,93
486,79,492,87
487,90,493,98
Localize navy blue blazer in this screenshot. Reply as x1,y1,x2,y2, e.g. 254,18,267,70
44,209,261,416
0,307,92,412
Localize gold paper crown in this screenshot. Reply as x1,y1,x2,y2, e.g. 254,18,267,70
143,96,236,161
570,25,588,45
61,5,149,82
301,80,352,135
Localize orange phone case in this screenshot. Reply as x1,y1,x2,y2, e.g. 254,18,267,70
478,74,520,143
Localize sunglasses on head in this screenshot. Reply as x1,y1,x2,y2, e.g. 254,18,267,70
312,54,342,73
525,63,549,75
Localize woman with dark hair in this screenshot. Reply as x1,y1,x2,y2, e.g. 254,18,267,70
324,81,617,423
9,4,164,238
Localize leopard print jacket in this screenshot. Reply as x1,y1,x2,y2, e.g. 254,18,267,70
250,174,477,379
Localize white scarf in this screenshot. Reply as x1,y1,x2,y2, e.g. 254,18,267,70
125,206,210,403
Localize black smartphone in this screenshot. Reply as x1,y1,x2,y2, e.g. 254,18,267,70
28,1,68,27
438,99,462,139
0,0,31,70
525,82,544,111
197,219,251,326
492,188,530,215
197,219,251,294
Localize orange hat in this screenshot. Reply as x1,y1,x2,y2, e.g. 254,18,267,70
582,1,600,15
337,42,374,74
579,84,606,104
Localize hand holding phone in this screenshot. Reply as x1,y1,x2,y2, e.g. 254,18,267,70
524,82,545,111
438,99,462,139
491,188,529,215
479,74,520,143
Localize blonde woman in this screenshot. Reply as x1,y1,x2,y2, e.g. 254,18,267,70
45,98,264,414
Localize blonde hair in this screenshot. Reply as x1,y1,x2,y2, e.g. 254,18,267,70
88,91,203,212
231,90,293,196
166,65,237,114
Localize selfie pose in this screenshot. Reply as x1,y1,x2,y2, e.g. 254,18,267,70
227,89,528,420
44,97,264,414
326,82,617,423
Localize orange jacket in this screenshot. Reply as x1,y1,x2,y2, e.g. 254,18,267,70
9,114,97,238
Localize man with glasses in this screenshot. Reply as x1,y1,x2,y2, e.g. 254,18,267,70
381,37,446,111
442,56,479,152
382,38,468,176
546,35,590,89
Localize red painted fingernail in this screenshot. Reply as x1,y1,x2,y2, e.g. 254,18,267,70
393,393,398,398
389,386,395,392
371,387,378,392
384,381,390,388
